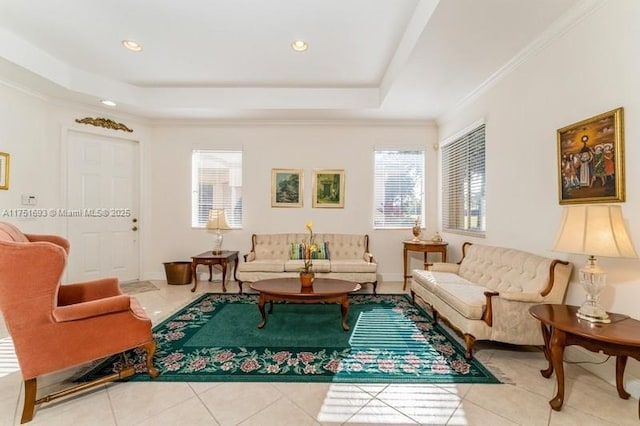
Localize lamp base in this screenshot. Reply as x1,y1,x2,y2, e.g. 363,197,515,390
212,231,223,255
575,256,610,323
576,303,611,323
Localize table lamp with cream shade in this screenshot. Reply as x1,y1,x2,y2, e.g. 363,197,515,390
551,204,637,323
206,208,231,254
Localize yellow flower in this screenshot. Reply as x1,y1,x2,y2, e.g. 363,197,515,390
302,221,316,273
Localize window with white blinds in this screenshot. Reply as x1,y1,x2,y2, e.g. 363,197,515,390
441,125,486,235
191,150,243,228
373,150,425,228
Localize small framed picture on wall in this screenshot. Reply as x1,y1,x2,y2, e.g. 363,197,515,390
312,169,345,208
271,168,303,207
0,152,9,190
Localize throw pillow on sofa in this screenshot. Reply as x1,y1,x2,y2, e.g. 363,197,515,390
289,242,329,259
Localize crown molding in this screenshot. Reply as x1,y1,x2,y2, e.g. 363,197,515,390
439,0,607,124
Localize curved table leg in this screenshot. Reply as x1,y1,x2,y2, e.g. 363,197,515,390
257,294,267,328
190,261,198,293
341,296,350,331
616,356,631,399
220,260,228,292
549,328,567,411
232,254,240,293
402,247,409,290
539,322,554,378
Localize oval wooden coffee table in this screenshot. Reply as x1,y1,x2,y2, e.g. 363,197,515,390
250,278,361,331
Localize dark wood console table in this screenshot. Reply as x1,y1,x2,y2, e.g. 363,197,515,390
190,250,239,293
529,304,640,420
402,240,448,290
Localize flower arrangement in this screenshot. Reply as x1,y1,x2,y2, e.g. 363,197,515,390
302,221,318,274
412,216,422,241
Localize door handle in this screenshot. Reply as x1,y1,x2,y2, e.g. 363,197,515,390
132,226,138,231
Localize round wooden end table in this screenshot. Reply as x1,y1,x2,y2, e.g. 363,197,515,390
529,304,640,420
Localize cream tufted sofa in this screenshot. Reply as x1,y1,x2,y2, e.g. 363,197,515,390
237,233,378,293
411,242,572,358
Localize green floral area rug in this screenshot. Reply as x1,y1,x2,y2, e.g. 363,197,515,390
83,293,500,384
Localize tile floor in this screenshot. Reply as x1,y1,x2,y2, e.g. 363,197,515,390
0,280,638,425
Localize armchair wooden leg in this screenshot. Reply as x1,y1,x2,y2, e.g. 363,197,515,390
19,343,158,423
142,341,160,378
21,378,37,424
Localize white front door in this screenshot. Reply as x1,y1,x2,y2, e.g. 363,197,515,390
66,130,140,283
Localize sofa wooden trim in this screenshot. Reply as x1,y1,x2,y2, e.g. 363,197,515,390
482,291,499,327
541,259,570,297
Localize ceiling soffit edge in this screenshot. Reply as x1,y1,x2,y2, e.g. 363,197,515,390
148,118,437,128
379,0,441,99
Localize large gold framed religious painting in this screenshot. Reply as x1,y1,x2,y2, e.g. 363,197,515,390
557,107,624,204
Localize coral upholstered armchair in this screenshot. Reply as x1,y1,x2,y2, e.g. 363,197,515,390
0,222,159,423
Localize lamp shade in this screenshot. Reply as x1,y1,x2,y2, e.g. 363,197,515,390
206,209,231,230
552,205,637,258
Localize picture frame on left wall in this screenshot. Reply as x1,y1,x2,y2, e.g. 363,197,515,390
0,152,9,190
271,168,303,207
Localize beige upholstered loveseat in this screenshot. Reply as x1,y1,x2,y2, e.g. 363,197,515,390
237,233,378,293
411,242,572,358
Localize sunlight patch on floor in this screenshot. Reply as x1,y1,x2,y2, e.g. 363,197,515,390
316,383,465,424
0,336,19,378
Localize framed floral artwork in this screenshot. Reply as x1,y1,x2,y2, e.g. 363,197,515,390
312,169,345,208
0,152,9,190
271,168,303,207
557,107,624,204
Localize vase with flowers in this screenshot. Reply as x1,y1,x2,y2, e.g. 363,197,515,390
412,216,422,242
300,221,318,288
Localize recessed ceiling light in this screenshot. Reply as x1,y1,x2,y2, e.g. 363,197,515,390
122,39,142,52
291,40,308,52
100,99,117,107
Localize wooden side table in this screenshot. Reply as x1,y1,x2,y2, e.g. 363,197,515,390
402,240,448,290
190,250,239,293
529,304,640,420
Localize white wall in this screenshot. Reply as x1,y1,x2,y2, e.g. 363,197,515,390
0,81,152,259
146,122,438,281
437,0,640,392
0,84,51,233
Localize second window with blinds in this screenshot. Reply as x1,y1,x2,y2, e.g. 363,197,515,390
441,124,486,236
373,149,425,229
191,150,243,228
